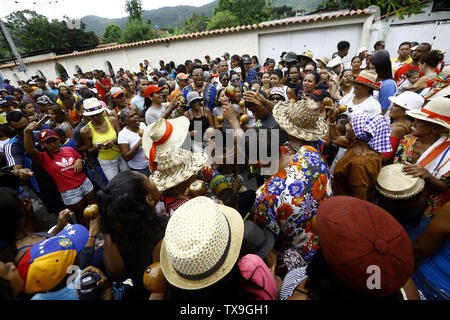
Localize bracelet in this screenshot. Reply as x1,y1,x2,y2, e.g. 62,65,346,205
89,234,98,239
327,121,337,126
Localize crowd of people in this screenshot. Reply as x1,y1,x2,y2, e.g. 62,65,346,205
0,38,449,301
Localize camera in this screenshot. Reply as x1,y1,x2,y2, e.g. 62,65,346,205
77,272,102,300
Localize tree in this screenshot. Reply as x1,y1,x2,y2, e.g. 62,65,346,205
1,10,98,58
103,24,122,44
318,0,426,18
207,10,239,30
213,0,272,26
182,13,210,34
120,19,154,44
125,0,143,22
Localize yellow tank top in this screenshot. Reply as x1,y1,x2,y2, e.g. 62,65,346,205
88,117,120,160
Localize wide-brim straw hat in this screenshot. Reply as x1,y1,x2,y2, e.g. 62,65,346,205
348,70,381,90
273,98,328,141
375,163,425,199
160,196,244,290
150,148,208,192
142,117,189,162
406,97,450,130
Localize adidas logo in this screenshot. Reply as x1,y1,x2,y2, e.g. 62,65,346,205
56,157,74,172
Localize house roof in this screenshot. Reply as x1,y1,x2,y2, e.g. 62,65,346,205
0,8,376,70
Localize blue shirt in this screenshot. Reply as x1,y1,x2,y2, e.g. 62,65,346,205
378,79,397,111
245,69,257,84
62,138,77,151
182,84,217,111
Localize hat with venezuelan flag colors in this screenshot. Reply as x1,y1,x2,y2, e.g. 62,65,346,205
17,224,89,294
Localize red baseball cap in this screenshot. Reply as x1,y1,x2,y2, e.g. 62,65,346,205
38,129,59,143
316,196,414,297
144,85,163,98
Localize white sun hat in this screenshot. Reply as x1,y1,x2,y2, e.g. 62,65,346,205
389,91,424,111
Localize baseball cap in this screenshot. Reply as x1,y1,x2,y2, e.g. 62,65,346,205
308,89,332,101
144,85,163,98
388,91,424,111
269,87,287,100
281,52,298,63
17,224,89,293
222,52,230,57
36,95,52,104
38,129,59,142
243,57,251,64
316,196,414,297
158,78,168,87
176,73,188,80
187,91,203,105
110,87,125,98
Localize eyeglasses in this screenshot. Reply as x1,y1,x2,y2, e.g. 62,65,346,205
232,77,240,81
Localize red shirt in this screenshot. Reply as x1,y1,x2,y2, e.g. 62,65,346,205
95,77,113,101
37,147,86,192
395,64,440,83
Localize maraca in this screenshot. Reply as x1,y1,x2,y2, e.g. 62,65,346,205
240,114,250,124
216,115,224,123
189,180,207,197
225,86,237,99
323,97,333,107
138,129,144,137
239,100,245,108
143,262,166,293
83,204,98,219
337,105,348,113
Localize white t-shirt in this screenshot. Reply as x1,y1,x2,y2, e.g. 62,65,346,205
339,93,381,119
117,123,147,170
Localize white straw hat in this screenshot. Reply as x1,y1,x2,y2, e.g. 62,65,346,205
375,163,425,199
406,97,450,130
272,98,328,141
82,98,104,116
389,91,424,111
142,117,208,191
160,196,244,290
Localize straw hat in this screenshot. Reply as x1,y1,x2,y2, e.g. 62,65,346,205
315,57,329,66
160,196,244,290
348,70,381,90
375,163,425,199
326,57,341,68
142,117,208,191
297,50,314,62
272,98,328,141
82,98,104,116
406,97,450,130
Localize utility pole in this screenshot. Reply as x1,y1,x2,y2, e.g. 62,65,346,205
0,19,27,72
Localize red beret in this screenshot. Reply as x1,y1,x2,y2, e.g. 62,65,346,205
316,196,414,297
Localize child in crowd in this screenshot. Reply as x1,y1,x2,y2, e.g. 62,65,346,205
396,69,420,95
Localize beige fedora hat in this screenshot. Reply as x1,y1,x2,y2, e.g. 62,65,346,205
297,50,314,61
315,57,329,66
375,163,425,199
406,97,450,130
348,70,381,90
272,98,328,141
82,97,104,116
160,196,244,290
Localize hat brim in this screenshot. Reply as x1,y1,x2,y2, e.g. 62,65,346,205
316,58,328,66
160,203,244,290
142,116,190,161
150,151,208,192
282,58,298,63
111,91,124,98
297,55,313,62
406,109,450,129
188,97,203,105
82,108,105,117
348,78,380,90
272,101,328,141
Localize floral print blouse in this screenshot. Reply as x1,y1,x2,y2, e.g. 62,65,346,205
394,134,450,218
253,146,332,263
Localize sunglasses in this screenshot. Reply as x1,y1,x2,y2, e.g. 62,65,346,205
232,77,241,81
270,96,283,101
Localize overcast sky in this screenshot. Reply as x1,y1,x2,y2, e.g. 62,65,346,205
1,0,213,20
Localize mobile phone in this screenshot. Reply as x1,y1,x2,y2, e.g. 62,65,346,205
36,115,50,126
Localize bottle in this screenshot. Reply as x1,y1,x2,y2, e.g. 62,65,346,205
275,253,288,279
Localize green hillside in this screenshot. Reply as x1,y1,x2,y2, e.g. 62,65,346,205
82,0,323,36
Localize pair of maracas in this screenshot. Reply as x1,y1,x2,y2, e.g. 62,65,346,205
217,86,249,125
322,97,347,113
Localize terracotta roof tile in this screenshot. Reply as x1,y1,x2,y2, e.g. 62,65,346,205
0,8,376,69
